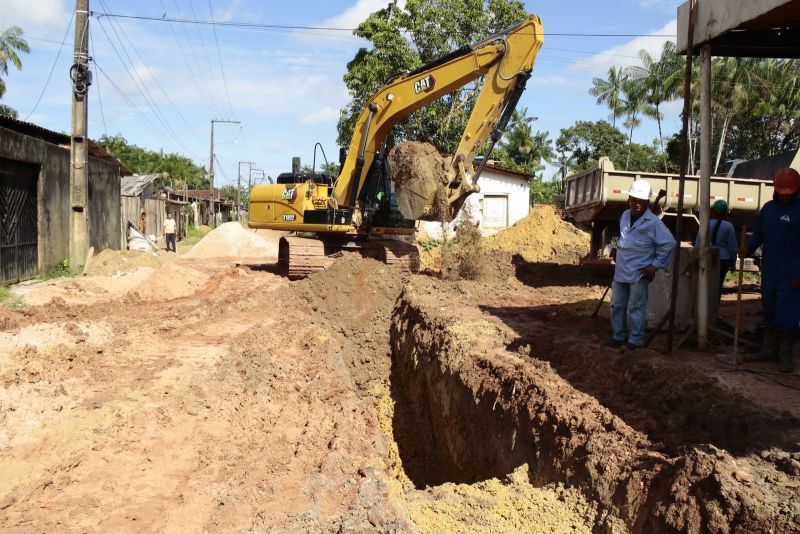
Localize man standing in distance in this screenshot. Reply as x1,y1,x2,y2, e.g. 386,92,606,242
164,212,177,253
743,168,800,373
609,180,676,350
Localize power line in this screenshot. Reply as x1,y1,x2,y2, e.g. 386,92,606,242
169,0,226,119
207,0,236,119
93,60,181,150
24,11,75,120
93,0,202,143
89,30,108,137
93,12,677,38
93,7,201,158
187,0,228,118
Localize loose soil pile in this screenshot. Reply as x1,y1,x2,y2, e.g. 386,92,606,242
184,222,279,259
485,205,590,264
85,249,175,276
134,262,210,301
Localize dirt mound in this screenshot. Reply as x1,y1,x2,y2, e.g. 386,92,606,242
135,262,210,301
0,307,20,331
486,205,589,264
86,249,174,276
389,141,449,220
184,222,279,259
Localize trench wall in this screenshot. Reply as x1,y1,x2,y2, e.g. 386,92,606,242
389,286,797,533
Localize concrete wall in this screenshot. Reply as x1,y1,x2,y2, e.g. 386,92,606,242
0,125,122,276
420,168,530,240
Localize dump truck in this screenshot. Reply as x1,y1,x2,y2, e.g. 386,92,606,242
565,157,775,258
248,14,544,279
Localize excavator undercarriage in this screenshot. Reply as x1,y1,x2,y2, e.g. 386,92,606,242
278,235,420,280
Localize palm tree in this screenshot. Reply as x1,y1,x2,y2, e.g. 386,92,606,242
627,41,683,171
0,25,30,96
589,67,628,128
620,76,657,167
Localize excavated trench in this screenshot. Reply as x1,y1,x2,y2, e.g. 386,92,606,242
296,257,800,533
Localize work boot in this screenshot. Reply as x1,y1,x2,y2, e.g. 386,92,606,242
778,330,796,374
743,327,779,362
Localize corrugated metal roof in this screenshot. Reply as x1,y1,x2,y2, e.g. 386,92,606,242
121,174,160,196
0,115,133,175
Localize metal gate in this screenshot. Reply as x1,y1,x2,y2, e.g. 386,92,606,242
0,158,38,283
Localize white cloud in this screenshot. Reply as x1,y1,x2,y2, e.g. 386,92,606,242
0,0,70,31
293,0,407,47
569,19,677,77
263,139,287,154
300,106,340,125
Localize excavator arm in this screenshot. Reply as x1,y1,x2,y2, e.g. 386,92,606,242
335,14,544,221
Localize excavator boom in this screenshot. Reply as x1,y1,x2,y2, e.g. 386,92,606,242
248,12,543,278
337,14,544,220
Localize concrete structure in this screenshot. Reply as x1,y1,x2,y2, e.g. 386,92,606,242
678,0,800,58
674,0,800,347
643,246,720,330
421,161,532,239
0,117,126,283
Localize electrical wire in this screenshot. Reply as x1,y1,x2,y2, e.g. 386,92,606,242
169,0,226,119
93,12,679,38
187,0,229,119
94,7,201,158
207,0,236,120
93,60,182,150
89,30,108,137
96,0,203,143
24,11,75,121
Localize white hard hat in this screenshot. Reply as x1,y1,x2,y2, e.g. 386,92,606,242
627,180,652,200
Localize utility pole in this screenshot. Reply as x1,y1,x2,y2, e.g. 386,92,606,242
209,119,240,227
69,0,91,268
237,161,254,221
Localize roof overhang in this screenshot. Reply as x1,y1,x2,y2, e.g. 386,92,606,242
677,0,800,57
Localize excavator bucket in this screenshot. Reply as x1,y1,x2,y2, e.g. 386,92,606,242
388,141,477,222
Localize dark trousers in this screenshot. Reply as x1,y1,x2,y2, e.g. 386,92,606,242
718,259,732,299
166,233,176,252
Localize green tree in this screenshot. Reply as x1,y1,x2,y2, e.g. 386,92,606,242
555,120,626,171
97,134,208,189
0,25,30,118
337,0,527,156
626,41,682,171
497,107,554,173
589,66,627,128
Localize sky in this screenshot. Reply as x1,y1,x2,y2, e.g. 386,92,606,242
0,0,685,187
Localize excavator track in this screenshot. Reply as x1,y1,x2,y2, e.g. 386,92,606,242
374,239,420,274
279,236,420,280
279,236,339,280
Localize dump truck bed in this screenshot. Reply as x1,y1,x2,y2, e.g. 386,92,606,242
565,157,774,225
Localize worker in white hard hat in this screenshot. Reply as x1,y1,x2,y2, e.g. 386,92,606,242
608,179,676,350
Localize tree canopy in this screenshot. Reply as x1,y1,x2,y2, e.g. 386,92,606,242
337,0,528,155
97,134,208,190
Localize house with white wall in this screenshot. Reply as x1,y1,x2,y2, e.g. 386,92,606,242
420,160,532,239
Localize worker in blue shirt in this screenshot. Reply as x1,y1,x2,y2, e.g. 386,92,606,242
743,167,800,373
608,180,676,349
694,199,737,302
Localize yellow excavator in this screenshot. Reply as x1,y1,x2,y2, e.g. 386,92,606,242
248,14,543,279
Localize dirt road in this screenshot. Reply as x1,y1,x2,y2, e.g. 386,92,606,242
0,229,798,532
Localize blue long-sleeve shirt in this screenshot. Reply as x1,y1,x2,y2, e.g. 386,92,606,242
614,208,676,283
694,219,737,262
747,196,800,281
